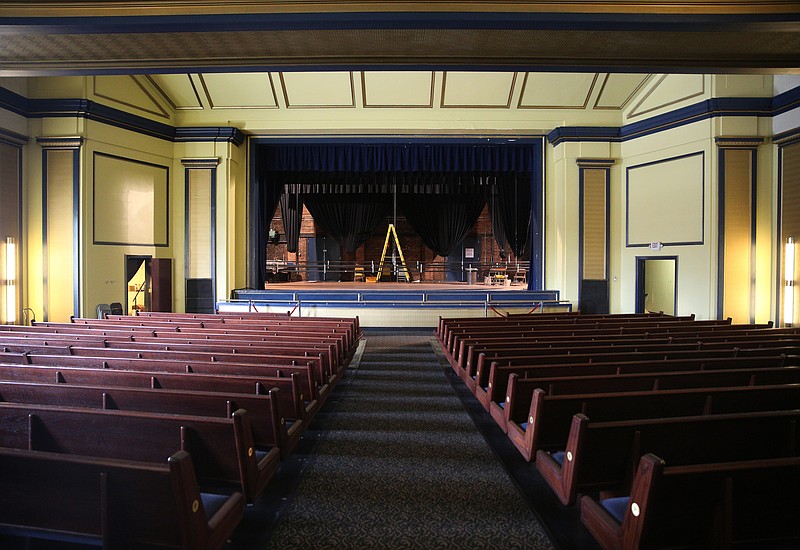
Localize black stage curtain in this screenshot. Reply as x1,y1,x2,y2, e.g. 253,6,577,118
303,194,391,253
495,174,531,257
253,156,285,286
398,192,485,257
279,189,304,253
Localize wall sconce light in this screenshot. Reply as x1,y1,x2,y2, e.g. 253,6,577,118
5,236,16,325
785,236,795,327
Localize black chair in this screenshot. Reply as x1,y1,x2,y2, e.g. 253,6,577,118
109,302,124,315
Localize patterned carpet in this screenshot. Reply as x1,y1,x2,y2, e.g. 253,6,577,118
262,330,555,549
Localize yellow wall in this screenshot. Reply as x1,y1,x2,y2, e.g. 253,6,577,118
2,73,795,323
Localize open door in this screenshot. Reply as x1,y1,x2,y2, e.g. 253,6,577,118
125,255,151,316
636,256,677,316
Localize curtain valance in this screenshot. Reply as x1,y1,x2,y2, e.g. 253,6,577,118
261,143,535,176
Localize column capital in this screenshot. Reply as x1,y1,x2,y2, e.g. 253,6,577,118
181,157,221,169
36,136,83,150
714,136,764,149
576,158,615,168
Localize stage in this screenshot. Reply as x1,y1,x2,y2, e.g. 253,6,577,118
219,282,570,328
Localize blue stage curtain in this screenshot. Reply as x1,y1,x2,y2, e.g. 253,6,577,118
303,193,391,253
398,191,485,257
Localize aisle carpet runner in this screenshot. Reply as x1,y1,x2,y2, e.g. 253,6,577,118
265,330,554,549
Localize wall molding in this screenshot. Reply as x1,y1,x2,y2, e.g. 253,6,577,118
1,87,244,145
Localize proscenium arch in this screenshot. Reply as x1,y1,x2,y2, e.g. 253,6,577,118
247,136,545,290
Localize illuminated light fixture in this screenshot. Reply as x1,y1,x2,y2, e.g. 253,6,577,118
5,237,15,325
785,237,795,327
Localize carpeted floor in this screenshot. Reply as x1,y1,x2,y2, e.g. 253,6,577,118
258,329,555,549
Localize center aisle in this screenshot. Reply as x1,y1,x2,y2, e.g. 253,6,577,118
263,329,554,549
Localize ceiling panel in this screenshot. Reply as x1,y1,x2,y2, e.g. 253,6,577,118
441,72,516,108
519,73,598,109
147,74,203,110
199,73,278,109
93,75,170,119
280,72,355,108
628,73,706,118
362,71,435,108
594,73,650,110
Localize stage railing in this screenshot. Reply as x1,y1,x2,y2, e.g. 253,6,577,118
265,259,529,283
222,293,571,318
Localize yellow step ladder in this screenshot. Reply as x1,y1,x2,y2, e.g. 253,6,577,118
375,224,410,282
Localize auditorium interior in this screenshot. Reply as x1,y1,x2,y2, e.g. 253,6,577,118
0,2,799,549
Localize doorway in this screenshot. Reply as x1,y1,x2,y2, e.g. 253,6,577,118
636,256,677,316
125,255,151,316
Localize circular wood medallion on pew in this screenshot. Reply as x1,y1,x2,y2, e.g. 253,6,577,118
192,500,199,513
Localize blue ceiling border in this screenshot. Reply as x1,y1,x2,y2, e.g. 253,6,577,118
0,82,797,148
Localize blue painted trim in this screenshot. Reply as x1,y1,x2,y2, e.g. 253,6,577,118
183,169,191,282
750,150,758,324
625,151,705,248
547,127,620,145
772,85,800,117
175,127,245,146
531,138,545,291
40,152,48,322
3,83,795,149
0,86,29,117
549,97,774,146
72,148,81,318
0,88,243,145
0,127,28,147
210,166,218,305
776,146,786,326
5,11,798,34
578,164,611,311
635,255,679,316
578,168,585,287
717,147,726,321
775,128,800,146
247,143,260,289
248,135,546,291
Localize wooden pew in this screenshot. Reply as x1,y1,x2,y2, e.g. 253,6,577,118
480,353,788,413
506,383,800,461
23,353,326,407
0,380,300,458
580,453,800,550
453,324,779,376
447,318,738,364
496,365,800,433
465,329,800,384
12,324,348,373
0,362,314,421
0,402,277,503
535,409,800,505
58,319,355,359
0,447,244,550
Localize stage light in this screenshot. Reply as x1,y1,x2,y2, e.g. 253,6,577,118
785,237,795,327
5,237,16,324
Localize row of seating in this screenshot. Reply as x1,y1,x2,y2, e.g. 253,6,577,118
436,312,800,549
0,311,361,549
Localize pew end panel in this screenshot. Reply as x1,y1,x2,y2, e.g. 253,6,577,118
0,447,244,550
